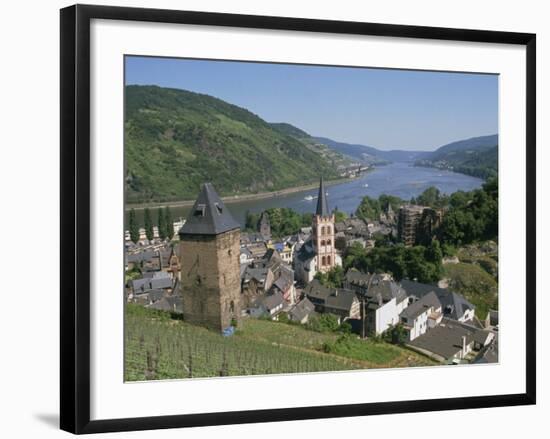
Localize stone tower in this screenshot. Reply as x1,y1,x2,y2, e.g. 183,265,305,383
178,183,241,331
312,177,336,273
258,211,271,241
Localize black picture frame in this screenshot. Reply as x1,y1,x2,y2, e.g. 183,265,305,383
60,4,536,434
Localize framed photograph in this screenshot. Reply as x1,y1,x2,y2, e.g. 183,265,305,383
60,4,536,434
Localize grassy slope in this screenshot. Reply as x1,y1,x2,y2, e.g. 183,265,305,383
125,86,339,203
443,262,498,320
125,304,436,381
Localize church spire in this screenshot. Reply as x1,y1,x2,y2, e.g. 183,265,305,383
315,176,330,217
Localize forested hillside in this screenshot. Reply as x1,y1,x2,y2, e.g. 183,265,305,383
125,86,339,203
415,135,498,179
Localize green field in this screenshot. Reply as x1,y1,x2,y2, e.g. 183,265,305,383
125,304,437,381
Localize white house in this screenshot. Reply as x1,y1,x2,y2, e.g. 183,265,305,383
344,270,409,335
399,291,443,341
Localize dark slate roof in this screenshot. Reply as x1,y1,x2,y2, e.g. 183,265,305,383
149,295,183,313
179,183,240,236
242,266,269,283
252,292,284,312
240,232,266,244
273,273,293,293
473,336,498,364
150,277,173,290
315,176,330,217
345,270,406,304
296,239,316,264
263,291,284,311
263,248,283,268
304,279,332,301
370,280,408,304
325,289,358,312
345,269,374,286
147,289,165,303
130,278,150,292
305,280,357,312
131,275,173,292
408,319,473,360
289,298,315,322
408,317,489,361
400,291,441,320
400,279,474,321
126,250,157,263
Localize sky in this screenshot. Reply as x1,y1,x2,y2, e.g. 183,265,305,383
125,56,498,151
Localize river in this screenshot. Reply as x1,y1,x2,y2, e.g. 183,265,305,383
126,162,484,228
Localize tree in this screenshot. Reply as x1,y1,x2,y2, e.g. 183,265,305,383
426,239,443,264
244,210,260,232
314,266,345,288
415,186,442,207
378,194,405,213
332,207,347,222
343,242,369,272
144,208,154,241
128,208,140,244
164,206,173,240
307,313,340,333
355,196,380,221
157,208,166,241
385,323,408,345
344,243,441,283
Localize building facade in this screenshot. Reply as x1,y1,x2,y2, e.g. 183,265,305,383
397,205,425,246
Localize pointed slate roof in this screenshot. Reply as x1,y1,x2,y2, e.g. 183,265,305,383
315,176,330,216
179,183,240,236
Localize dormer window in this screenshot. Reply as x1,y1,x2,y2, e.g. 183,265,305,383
214,203,223,215
194,204,206,217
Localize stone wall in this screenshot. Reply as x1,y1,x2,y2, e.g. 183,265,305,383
179,228,241,331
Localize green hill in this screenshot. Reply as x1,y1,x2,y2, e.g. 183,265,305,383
125,85,339,203
415,135,498,180
269,122,311,139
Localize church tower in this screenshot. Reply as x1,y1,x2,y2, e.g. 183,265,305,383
258,211,271,241
312,177,336,273
178,183,241,331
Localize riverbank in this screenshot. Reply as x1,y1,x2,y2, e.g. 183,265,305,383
124,163,484,228
124,173,367,211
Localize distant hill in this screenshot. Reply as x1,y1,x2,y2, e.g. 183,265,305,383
269,122,310,139
313,137,427,164
415,135,498,180
125,86,339,203
267,123,354,169
426,134,498,159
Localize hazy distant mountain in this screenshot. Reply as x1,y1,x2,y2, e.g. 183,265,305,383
415,134,498,180
423,134,498,160
313,137,427,163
